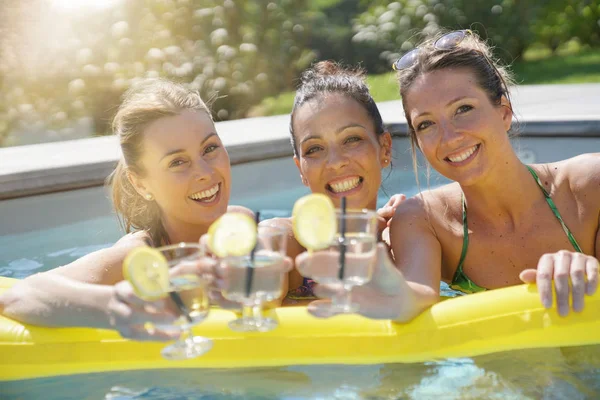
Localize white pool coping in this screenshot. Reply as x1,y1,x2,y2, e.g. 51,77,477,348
1,83,599,200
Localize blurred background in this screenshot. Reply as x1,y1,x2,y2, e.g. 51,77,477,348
1,0,599,147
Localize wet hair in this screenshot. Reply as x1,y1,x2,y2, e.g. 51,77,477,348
396,30,516,178
289,60,386,157
106,79,212,245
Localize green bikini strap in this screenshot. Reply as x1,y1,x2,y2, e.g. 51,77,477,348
457,194,469,273
525,165,583,253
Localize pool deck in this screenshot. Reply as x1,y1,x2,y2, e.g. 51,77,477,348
0,83,599,200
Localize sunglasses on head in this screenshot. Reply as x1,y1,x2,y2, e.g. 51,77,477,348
392,29,473,71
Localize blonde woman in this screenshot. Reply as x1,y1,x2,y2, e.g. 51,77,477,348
0,79,265,340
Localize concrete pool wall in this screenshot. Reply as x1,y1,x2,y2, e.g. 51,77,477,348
1,83,599,201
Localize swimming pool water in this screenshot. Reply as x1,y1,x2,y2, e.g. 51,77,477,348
2,142,599,399
1,346,599,399
0,155,449,278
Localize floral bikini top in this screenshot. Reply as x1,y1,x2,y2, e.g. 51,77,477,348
286,277,318,302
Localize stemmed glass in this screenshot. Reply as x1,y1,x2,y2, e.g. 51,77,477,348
219,225,288,332
298,208,378,314
153,243,212,360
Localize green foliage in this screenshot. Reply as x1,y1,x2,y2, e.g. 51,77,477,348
0,0,315,146
532,0,600,51
351,0,600,69
252,48,600,117
512,48,600,84
304,0,386,72
351,0,546,68
1,0,600,147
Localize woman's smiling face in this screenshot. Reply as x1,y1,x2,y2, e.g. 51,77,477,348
131,109,231,228
293,93,391,210
404,67,512,186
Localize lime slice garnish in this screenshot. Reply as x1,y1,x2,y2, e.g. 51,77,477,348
207,212,258,258
292,193,337,251
122,247,170,301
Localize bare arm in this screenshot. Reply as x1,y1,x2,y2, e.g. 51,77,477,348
297,196,443,322
0,273,114,328
386,196,443,321
596,208,600,261
0,231,149,327
582,154,600,260
49,231,151,284
568,153,600,260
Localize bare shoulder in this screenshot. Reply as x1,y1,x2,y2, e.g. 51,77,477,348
113,230,153,249
563,153,600,191
393,182,461,224
541,153,600,197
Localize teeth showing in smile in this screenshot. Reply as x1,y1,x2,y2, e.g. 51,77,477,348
329,177,361,194
189,184,220,202
447,145,478,163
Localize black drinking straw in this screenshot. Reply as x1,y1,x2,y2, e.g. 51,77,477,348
338,197,347,280
169,291,193,323
245,211,260,297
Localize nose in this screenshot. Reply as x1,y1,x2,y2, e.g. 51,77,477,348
192,157,213,182
326,146,349,171
439,119,463,146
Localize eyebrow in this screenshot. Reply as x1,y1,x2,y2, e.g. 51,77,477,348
159,132,218,161
413,96,470,119
299,123,367,146
336,123,366,134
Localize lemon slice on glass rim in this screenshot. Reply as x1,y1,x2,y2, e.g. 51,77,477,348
207,212,258,258
122,247,171,301
292,193,337,251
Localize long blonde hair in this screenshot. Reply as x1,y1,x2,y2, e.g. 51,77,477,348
106,79,212,245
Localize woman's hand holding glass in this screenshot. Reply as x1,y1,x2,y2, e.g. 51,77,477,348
112,243,217,360
108,252,219,342
216,224,291,332
292,194,392,316
107,280,181,342
296,241,408,319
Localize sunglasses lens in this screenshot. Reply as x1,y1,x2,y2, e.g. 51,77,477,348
393,48,420,71
435,31,466,50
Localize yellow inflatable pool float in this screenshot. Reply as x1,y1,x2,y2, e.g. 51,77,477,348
1,276,599,382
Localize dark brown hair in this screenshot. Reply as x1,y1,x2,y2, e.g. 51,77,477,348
106,79,212,245
290,60,385,157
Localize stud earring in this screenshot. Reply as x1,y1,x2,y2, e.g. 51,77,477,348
145,194,154,201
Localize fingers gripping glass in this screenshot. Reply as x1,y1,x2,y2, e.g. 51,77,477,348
153,243,213,360
392,30,473,71
220,225,288,332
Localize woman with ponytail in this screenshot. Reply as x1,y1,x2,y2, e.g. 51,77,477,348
0,79,257,340
263,61,406,304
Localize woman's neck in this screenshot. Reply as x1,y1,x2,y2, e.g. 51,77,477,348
460,153,542,230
